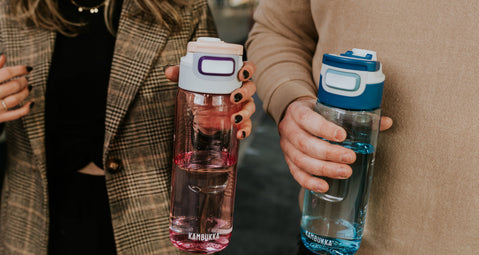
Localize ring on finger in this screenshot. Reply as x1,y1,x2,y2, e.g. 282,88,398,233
1,100,8,111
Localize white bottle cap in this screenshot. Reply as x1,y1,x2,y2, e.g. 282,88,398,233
178,38,244,94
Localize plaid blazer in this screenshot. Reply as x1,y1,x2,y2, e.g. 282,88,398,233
0,0,217,254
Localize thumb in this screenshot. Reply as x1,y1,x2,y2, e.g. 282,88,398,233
164,65,180,82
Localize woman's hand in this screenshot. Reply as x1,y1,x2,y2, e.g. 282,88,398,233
279,97,393,193
0,54,33,123
165,61,257,140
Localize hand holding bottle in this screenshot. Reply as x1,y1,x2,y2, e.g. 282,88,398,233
165,62,256,140
278,97,392,193
0,54,33,123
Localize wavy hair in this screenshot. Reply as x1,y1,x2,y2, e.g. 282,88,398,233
11,0,188,36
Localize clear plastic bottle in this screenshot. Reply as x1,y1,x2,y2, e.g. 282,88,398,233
300,49,385,254
169,37,244,254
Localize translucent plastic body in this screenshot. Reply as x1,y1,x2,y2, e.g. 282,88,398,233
301,101,381,255
170,88,241,254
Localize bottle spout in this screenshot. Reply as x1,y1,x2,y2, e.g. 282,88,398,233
341,48,377,61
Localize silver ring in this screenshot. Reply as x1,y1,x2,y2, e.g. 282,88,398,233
1,100,8,111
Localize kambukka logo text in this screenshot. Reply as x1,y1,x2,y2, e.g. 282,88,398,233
305,230,333,246
188,233,220,241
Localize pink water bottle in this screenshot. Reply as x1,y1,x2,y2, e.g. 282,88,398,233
169,37,244,254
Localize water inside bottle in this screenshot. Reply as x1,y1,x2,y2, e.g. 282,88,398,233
301,142,375,254
170,151,237,254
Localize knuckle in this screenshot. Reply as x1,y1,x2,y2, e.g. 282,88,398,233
296,138,307,150
14,79,23,91
288,101,300,114
297,111,308,123
10,96,21,106
314,163,329,176
292,154,308,169
324,148,336,161
278,120,288,135
315,144,327,160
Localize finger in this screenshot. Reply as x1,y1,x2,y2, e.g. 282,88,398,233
0,77,28,98
279,112,356,164
230,80,256,104
164,65,180,82
0,54,5,68
2,85,30,110
0,65,31,83
288,99,347,142
0,102,32,123
232,98,255,125
284,155,329,193
280,137,352,179
380,116,393,131
237,61,256,81
236,119,252,140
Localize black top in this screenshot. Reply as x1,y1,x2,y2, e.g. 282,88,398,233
45,0,119,173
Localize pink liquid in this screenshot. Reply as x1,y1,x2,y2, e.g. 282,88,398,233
170,151,237,254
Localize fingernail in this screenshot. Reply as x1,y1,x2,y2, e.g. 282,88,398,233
243,70,250,80
242,131,246,139
234,93,243,102
334,129,344,141
235,115,243,124
338,167,349,178
340,153,352,163
26,66,33,72
30,102,35,109
28,85,33,92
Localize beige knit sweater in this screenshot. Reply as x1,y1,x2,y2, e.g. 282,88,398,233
246,0,479,254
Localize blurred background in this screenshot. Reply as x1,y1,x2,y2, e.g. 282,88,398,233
0,1,302,254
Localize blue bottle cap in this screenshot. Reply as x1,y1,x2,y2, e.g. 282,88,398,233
317,49,385,110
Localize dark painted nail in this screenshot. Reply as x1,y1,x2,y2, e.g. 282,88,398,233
26,66,33,72
28,85,32,91
242,131,246,139
234,93,243,102
235,115,243,124
243,70,250,80
30,102,35,109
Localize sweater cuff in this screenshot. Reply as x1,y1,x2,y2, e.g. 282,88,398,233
266,80,316,124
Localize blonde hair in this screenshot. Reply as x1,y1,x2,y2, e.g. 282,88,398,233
11,0,188,36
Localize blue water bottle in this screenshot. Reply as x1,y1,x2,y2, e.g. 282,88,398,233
300,49,385,254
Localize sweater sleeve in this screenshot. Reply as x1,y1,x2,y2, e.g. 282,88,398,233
245,0,318,123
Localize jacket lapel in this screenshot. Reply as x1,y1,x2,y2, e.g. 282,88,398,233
103,0,171,161
0,8,55,179
0,0,171,170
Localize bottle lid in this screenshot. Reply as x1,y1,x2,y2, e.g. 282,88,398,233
178,37,243,94
317,49,385,110
187,37,244,55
